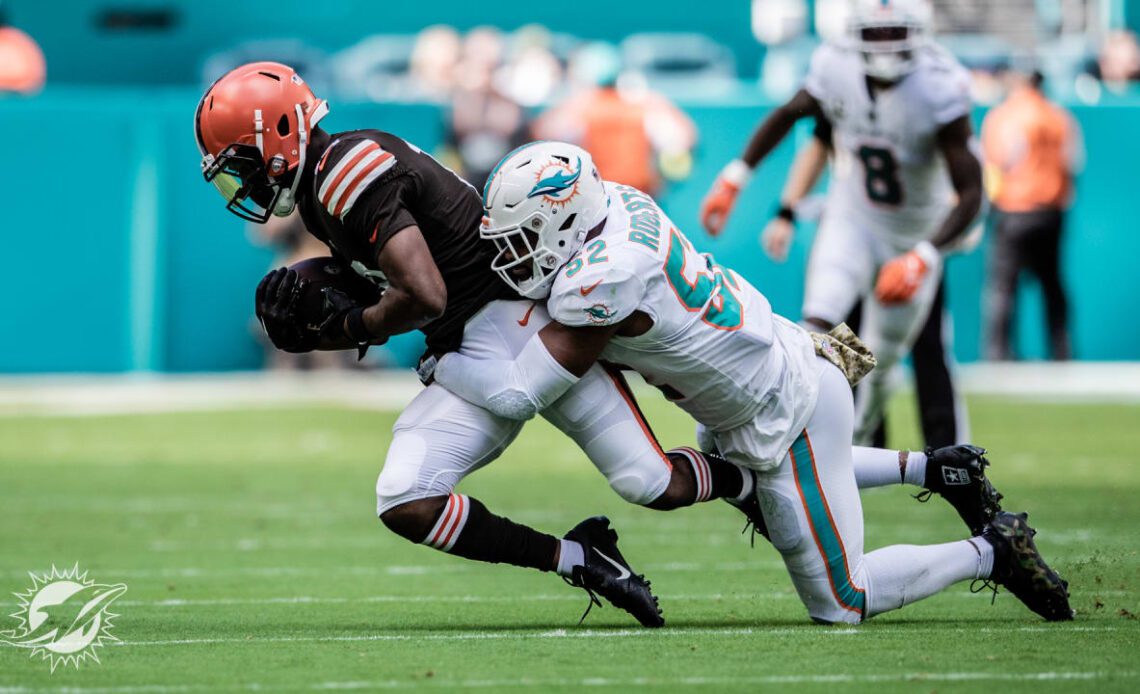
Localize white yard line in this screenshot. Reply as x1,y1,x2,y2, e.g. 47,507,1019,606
2,363,1140,418
98,624,1115,648
0,560,788,581
114,626,853,647
2,670,1135,694
0,587,1128,610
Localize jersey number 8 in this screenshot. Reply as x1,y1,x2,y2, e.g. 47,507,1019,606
858,145,904,206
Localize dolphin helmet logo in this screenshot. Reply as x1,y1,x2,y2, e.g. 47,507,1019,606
528,157,582,205
1,564,127,672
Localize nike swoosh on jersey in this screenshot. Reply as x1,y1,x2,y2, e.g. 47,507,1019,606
592,548,631,580
580,279,604,297
517,302,538,327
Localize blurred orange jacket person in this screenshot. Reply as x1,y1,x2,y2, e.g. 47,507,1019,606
0,24,45,94
981,81,1083,213
535,86,695,195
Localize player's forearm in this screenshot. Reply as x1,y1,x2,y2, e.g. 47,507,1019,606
741,90,821,169
781,138,829,205
359,285,445,341
929,187,983,251
932,117,984,251
434,335,579,420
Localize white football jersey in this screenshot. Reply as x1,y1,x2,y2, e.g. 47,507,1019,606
548,184,822,466
804,42,973,246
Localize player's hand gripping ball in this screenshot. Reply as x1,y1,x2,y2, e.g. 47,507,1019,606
254,258,383,353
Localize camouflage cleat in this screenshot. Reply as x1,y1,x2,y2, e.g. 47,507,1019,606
919,445,1004,535
563,516,664,628
982,511,1074,621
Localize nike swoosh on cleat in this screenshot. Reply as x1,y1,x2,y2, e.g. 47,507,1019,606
580,280,604,297
592,548,631,580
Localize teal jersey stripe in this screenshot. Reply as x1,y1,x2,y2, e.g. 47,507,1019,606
790,432,866,616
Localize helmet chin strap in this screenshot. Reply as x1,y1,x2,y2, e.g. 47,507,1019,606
273,103,309,217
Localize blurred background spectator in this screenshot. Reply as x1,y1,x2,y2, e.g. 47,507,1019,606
0,3,44,94
10,0,1140,373
1096,29,1140,87
982,69,1083,361
439,26,530,189
409,25,462,100
533,42,696,197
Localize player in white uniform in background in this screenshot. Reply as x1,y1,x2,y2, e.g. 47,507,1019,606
701,0,984,446
432,141,1073,623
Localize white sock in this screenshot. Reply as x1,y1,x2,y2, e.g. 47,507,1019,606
735,466,755,503
852,447,910,489
903,450,929,487
862,540,986,618
968,537,995,579
556,539,585,577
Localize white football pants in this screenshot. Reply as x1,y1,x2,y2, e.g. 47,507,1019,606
376,300,673,515
748,358,987,624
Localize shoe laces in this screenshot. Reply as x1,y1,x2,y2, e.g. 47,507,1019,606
740,518,762,548
563,576,603,625
970,578,1000,605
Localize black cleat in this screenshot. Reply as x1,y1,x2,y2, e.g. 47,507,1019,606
725,471,770,546
982,511,1074,621
563,516,664,628
918,445,1004,535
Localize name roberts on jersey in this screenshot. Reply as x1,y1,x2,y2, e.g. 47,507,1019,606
546,184,821,467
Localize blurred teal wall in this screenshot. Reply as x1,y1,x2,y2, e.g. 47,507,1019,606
4,0,761,84
1,89,1136,373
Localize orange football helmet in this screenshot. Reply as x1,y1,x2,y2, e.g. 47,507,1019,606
194,61,329,222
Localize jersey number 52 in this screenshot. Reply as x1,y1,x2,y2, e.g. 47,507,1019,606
663,228,743,331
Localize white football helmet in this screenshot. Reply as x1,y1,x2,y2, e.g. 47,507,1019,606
847,0,933,82
481,142,608,299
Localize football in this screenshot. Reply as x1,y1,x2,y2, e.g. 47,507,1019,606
288,256,385,331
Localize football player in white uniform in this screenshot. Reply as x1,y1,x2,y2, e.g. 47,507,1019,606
701,0,984,446
433,141,1073,623
200,63,789,629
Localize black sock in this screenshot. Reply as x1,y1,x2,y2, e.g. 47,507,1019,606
667,447,752,503
423,493,559,573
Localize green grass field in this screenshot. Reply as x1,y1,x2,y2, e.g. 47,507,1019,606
1,393,1138,692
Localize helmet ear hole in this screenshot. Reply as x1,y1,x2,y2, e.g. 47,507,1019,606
276,114,291,137
558,213,578,232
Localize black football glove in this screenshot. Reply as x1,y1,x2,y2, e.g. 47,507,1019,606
318,286,383,360
255,268,317,353
316,286,357,340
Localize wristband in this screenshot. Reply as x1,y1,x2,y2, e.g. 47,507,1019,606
720,159,753,188
345,306,373,344
774,204,796,223
913,240,940,267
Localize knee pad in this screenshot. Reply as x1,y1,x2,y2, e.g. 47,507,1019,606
607,467,671,506
376,432,459,515
756,488,804,553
